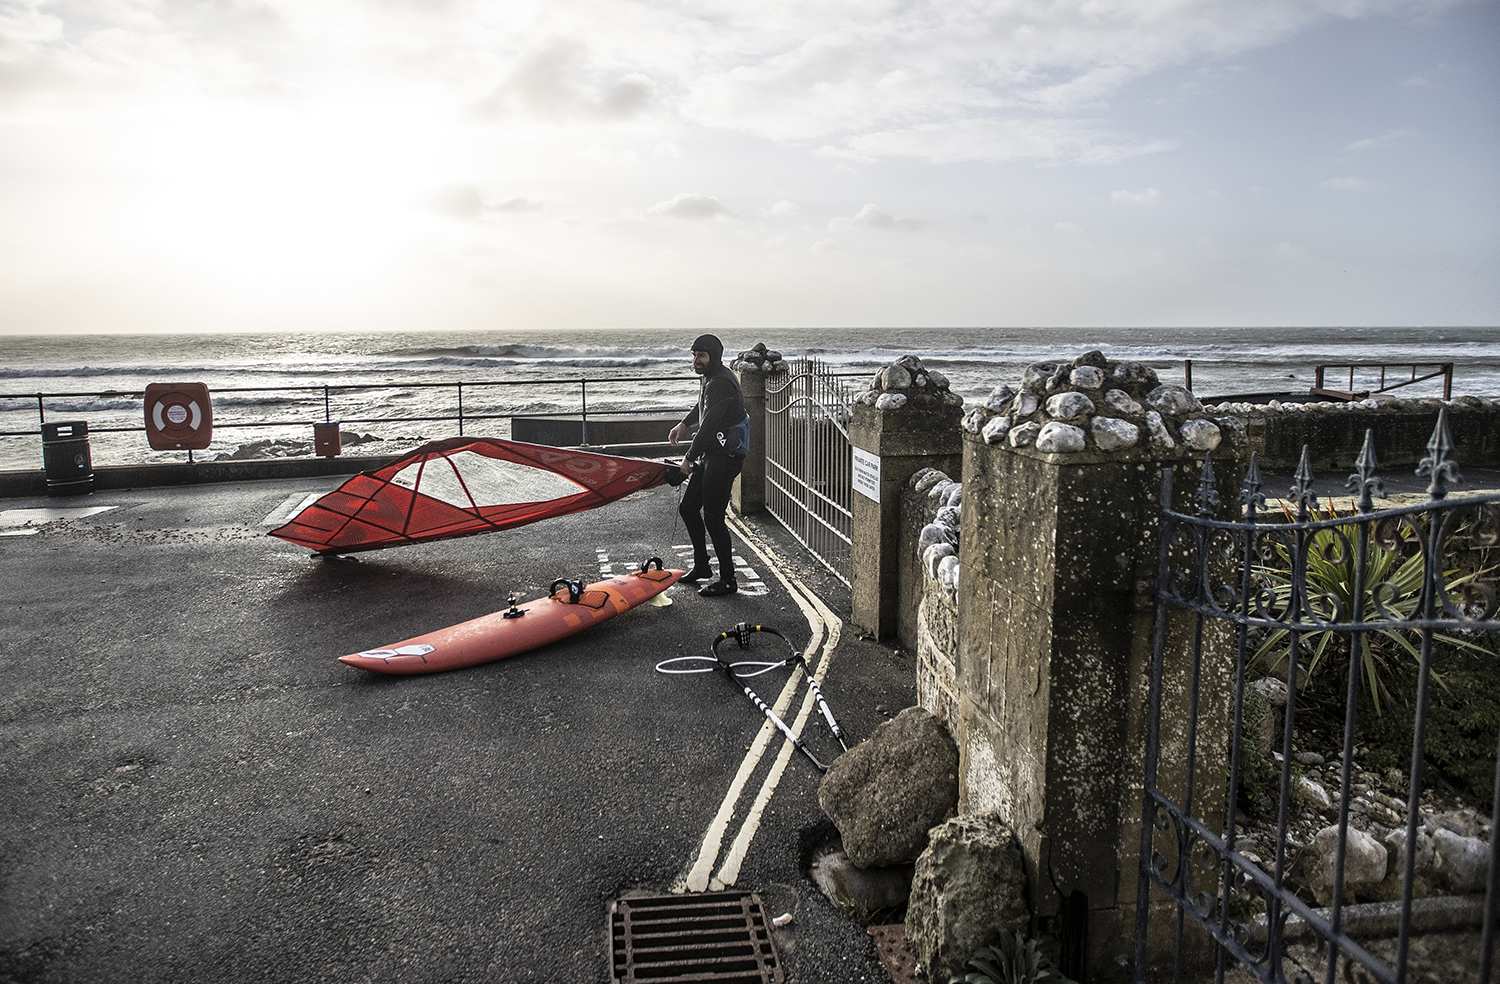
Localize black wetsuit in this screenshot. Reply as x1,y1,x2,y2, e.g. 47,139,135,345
678,362,748,582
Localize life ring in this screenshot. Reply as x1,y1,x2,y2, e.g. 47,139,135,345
144,382,214,450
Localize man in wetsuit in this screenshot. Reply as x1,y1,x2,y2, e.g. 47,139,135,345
668,334,749,597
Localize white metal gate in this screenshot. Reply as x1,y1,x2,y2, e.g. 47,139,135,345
763,360,855,585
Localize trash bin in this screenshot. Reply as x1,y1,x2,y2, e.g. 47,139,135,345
42,420,93,496
314,421,342,457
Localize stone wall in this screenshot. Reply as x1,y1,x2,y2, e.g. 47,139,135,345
1204,396,1500,472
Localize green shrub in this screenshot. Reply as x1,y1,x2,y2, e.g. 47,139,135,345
953,931,1076,984
1364,636,1500,804
1252,501,1493,715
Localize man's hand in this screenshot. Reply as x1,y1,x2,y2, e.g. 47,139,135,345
679,456,694,476
668,422,683,445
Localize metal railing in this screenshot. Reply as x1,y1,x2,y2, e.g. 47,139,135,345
0,374,697,465
764,360,860,585
1312,363,1455,402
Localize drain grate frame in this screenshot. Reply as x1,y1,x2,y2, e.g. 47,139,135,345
609,891,784,983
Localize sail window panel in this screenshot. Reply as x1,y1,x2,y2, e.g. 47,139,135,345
390,451,586,509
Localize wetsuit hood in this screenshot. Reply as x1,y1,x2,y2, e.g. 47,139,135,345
691,333,724,365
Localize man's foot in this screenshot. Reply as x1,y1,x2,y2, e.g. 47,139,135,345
699,579,738,597
679,566,713,583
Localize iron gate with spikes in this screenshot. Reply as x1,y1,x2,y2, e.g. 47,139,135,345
1135,409,1500,983
763,359,856,586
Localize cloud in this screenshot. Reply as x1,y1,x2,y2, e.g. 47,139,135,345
829,204,923,232
1345,130,1413,152
1,0,1455,170
492,196,544,214
1112,188,1162,203
419,183,485,220
1403,62,1456,88
765,200,799,218
647,193,737,220
470,38,657,122
1321,177,1376,192
818,117,1177,166
653,141,683,158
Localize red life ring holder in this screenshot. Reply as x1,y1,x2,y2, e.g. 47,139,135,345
144,382,214,450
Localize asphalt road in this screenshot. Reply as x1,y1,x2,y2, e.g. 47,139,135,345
0,477,915,984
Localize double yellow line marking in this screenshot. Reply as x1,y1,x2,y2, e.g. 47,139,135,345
676,513,843,893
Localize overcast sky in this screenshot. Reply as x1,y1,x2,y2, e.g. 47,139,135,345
1,0,1496,335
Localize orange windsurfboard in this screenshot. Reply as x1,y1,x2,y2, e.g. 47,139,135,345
338,565,684,675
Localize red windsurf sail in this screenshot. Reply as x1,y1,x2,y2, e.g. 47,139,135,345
268,437,677,555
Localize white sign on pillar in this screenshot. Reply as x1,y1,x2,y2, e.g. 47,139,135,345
852,446,880,502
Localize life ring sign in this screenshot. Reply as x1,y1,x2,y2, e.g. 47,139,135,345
143,382,213,450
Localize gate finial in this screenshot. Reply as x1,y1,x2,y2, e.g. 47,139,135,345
1194,449,1220,517
1290,445,1318,521
1416,407,1461,501
1347,429,1386,514
1238,453,1266,520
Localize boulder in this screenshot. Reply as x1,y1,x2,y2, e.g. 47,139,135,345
1103,388,1143,415
923,543,955,578
985,384,1015,411
1008,421,1040,448
1035,421,1086,453
1180,418,1222,451
1146,384,1200,416
1021,363,1057,391
905,814,1028,984
817,707,959,867
1432,829,1491,894
1092,416,1140,451
1069,365,1104,389
1303,825,1386,905
981,415,1012,445
880,365,913,391
810,845,915,914
1374,828,1438,901
1144,410,1176,450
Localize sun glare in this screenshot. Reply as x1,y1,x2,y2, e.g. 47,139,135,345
118,98,454,290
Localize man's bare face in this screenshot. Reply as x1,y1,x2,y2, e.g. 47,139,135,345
692,350,711,374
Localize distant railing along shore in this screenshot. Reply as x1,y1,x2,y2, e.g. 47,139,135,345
1,374,695,444
0,361,1464,470
0,370,868,470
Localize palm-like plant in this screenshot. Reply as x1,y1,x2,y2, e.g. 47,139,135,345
1251,499,1493,714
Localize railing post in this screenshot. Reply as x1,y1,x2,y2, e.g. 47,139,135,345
733,365,770,514
457,382,464,436
579,379,588,446
848,376,963,640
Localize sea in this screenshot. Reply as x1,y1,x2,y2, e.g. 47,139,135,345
2,325,1498,473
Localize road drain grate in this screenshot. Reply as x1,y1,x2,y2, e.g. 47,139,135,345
609,891,783,983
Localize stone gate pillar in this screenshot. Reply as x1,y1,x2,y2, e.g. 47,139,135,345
951,353,1245,982
731,344,781,515
848,357,964,640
